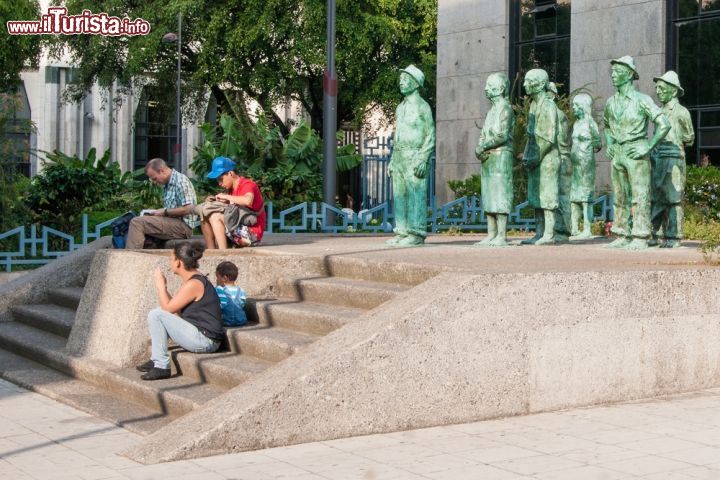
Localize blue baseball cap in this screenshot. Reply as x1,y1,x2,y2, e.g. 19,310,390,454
207,156,236,179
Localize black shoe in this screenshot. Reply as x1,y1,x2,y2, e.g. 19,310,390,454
135,360,154,372
141,367,171,381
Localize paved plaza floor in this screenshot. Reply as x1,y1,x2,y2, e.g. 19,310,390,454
3,379,720,480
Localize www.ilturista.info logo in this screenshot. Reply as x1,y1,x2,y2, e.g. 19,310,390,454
7,7,151,36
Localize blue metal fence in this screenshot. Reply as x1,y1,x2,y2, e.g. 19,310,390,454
0,196,614,272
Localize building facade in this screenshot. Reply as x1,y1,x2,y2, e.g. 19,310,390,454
436,0,720,202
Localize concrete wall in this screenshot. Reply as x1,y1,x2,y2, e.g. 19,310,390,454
0,238,109,323
66,250,330,367
126,267,720,463
436,0,509,203
436,0,668,201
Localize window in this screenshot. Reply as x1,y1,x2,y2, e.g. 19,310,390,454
1,83,32,177
668,0,720,165
134,87,178,171
510,0,571,98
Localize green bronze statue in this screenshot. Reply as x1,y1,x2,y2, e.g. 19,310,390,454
521,69,561,245
650,71,695,248
570,93,602,238
474,72,514,247
387,65,436,246
604,56,670,250
548,82,572,241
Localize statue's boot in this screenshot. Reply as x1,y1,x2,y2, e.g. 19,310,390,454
488,214,509,247
397,234,424,246
661,238,681,248
624,238,649,250
386,234,406,245
521,210,544,245
475,216,497,246
606,237,631,249
535,210,557,245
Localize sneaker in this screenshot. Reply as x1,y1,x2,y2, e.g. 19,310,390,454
141,367,171,381
135,360,154,372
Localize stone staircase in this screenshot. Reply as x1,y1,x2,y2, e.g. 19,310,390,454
0,269,413,436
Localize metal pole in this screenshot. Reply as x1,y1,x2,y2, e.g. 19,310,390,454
175,13,182,173
322,0,337,224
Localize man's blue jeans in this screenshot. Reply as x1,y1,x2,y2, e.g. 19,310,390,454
147,308,220,369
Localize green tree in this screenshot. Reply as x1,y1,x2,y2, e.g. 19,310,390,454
0,0,42,93
52,0,436,135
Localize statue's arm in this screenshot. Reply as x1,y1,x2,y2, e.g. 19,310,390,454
680,108,695,147
591,120,603,152
643,97,670,151
483,105,513,151
419,104,436,159
534,104,557,159
648,113,671,151
603,105,618,159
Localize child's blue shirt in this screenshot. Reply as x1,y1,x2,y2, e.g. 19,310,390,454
215,285,247,327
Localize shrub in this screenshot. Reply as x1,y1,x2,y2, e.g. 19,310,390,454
192,113,360,210
448,174,481,199
26,149,134,231
685,165,720,222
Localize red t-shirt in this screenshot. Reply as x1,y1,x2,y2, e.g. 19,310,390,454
232,177,266,241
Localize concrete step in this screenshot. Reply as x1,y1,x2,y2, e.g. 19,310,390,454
277,276,409,310
171,348,273,390
0,348,172,436
11,304,76,338
92,367,226,418
0,321,68,370
323,256,438,286
225,325,319,363
47,287,84,310
248,299,365,336
0,321,226,418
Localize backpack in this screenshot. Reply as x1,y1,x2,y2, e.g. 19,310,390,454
111,211,137,248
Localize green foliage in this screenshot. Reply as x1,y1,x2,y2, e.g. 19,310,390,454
447,174,482,199
0,0,42,93
24,149,153,231
0,91,35,231
192,113,360,210
51,0,436,133
685,165,720,222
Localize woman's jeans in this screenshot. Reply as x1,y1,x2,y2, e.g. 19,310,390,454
147,308,220,369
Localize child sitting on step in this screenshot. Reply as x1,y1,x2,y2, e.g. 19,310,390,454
215,261,247,327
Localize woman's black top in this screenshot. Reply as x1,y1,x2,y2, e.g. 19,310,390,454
180,274,224,342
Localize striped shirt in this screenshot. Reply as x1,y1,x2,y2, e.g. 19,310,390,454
164,169,199,228
215,285,247,327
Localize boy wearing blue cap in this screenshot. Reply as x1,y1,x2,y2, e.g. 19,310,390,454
200,156,266,249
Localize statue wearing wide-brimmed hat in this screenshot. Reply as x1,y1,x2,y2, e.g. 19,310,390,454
650,70,695,248
603,55,671,250
386,64,435,246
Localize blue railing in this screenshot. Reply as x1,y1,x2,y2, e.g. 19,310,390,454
0,196,614,272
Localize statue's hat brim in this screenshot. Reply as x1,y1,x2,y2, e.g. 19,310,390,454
610,56,640,80
399,64,425,88
653,71,684,97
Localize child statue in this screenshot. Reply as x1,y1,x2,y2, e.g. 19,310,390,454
474,72,514,247
569,93,602,238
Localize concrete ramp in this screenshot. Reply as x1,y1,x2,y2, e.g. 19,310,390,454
125,267,720,463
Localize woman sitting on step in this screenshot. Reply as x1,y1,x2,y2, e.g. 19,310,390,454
136,241,225,381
